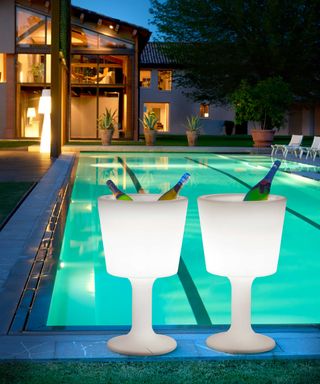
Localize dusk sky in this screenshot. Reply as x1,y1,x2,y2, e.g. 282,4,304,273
71,0,156,35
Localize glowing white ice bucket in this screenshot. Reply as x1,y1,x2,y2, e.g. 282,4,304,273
98,193,188,356
198,193,286,354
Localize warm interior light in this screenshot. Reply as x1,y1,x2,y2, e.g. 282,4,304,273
109,24,114,30
198,193,286,354
27,107,36,122
38,89,51,153
98,194,188,356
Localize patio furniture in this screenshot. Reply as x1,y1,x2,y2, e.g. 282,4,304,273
299,136,320,160
271,135,303,157
98,194,188,356
198,193,286,354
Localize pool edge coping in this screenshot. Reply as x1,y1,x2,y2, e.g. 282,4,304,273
0,153,76,335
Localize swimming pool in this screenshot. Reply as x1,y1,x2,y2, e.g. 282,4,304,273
46,152,320,328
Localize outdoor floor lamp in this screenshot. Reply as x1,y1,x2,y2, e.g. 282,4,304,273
98,194,188,356
38,89,51,154
198,194,286,354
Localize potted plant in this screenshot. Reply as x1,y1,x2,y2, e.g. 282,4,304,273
31,63,44,82
141,111,158,146
185,115,201,146
98,108,117,145
230,77,293,147
223,120,235,136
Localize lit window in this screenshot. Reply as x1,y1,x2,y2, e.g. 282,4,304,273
200,103,209,118
16,7,47,46
98,34,133,49
143,103,170,131
71,26,98,49
0,54,6,83
17,54,47,83
158,70,172,91
140,70,151,88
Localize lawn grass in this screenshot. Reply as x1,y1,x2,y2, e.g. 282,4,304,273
0,360,319,384
0,182,35,229
66,135,314,148
0,140,38,149
1,136,313,149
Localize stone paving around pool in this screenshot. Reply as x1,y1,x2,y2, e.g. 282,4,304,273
0,326,319,360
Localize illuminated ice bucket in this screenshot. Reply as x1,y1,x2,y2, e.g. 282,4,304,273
198,194,286,354
98,194,188,356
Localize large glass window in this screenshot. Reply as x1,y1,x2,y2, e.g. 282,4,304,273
71,26,133,50
98,91,120,138
0,54,6,83
144,103,170,132
17,54,49,83
71,88,97,138
71,54,126,85
71,55,98,84
71,26,98,49
158,70,172,91
140,70,151,88
19,87,43,138
200,103,209,118
98,34,133,50
16,7,50,46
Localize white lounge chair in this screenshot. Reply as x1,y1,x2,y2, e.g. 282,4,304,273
271,135,303,158
313,147,320,161
299,136,320,160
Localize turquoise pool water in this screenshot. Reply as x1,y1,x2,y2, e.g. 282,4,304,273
47,153,320,327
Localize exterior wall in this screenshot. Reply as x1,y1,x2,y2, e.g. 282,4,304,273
139,69,234,135
315,105,320,135
301,108,315,136
0,0,15,53
0,1,15,138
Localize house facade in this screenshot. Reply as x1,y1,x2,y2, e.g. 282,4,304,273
139,43,320,137
139,43,234,135
0,0,150,143
0,1,318,146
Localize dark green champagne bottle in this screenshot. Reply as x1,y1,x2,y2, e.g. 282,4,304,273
117,157,145,193
158,173,190,200
243,160,281,201
106,180,133,201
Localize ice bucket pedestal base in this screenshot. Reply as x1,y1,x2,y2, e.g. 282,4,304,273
108,333,177,356
206,331,275,354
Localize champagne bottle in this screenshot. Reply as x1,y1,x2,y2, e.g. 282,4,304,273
106,180,133,201
117,157,145,193
158,173,190,200
243,160,281,201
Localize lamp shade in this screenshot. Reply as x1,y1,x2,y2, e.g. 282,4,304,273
198,194,286,277
38,89,51,114
98,194,188,278
27,107,36,118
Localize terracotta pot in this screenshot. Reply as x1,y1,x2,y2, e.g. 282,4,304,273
144,130,157,146
100,129,114,145
251,129,275,147
186,131,199,146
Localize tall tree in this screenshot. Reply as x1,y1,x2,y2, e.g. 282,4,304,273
150,0,320,104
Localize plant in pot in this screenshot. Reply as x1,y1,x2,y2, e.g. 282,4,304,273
223,120,235,136
141,111,158,146
31,63,44,82
185,115,201,146
98,108,117,145
230,77,293,147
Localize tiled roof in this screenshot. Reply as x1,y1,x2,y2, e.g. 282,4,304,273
140,42,177,66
